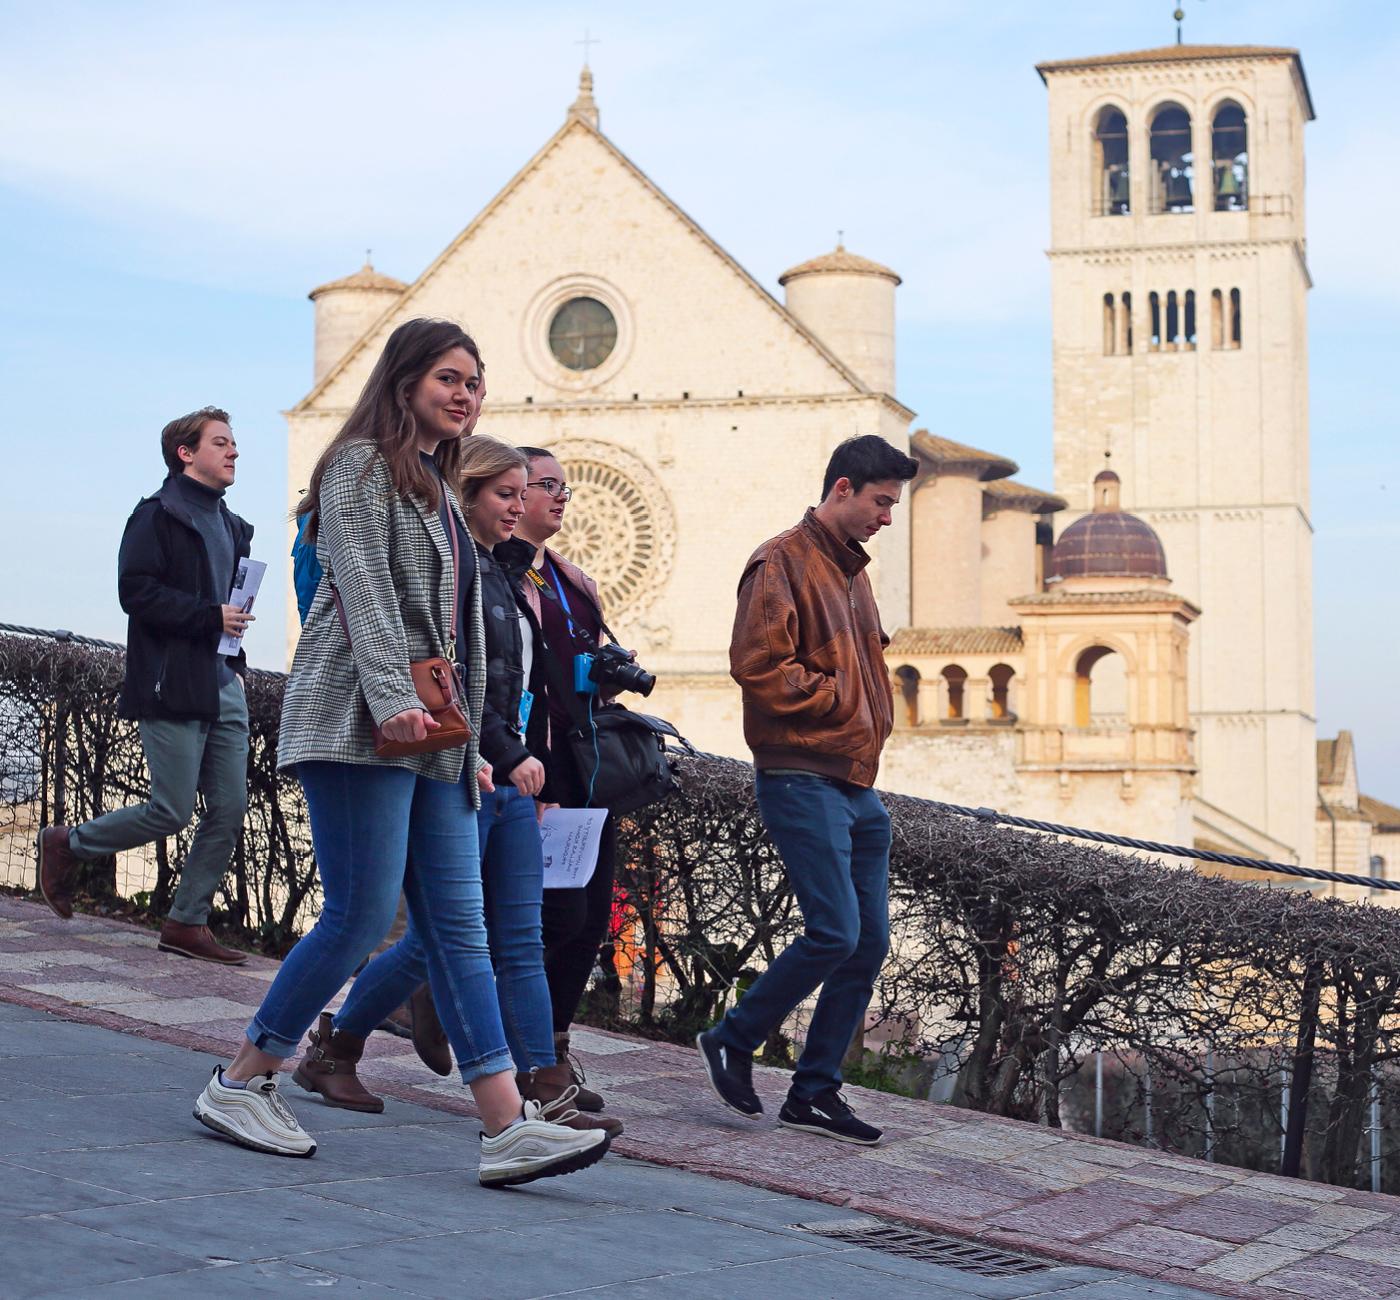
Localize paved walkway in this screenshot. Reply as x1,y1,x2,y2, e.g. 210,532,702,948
3,898,1400,1298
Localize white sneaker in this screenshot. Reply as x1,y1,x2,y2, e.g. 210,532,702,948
194,1065,317,1158
478,1098,610,1187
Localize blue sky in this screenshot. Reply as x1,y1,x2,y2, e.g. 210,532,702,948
0,0,1395,799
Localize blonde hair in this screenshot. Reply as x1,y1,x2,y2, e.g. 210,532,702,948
459,435,529,511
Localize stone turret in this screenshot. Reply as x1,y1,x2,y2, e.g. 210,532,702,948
308,259,406,385
779,242,900,394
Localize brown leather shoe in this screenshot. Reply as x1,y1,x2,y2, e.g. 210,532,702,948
555,1031,605,1112
157,919,249,965
375,1003,413,1039
520,1063,623,1138
409,983,452,1076
37,826,78,919
292,1012,384,1113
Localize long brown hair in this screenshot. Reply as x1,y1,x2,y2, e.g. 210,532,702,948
297,318,484,536
459,437,529,513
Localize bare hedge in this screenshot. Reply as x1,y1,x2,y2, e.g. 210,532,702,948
4,628,1399,1189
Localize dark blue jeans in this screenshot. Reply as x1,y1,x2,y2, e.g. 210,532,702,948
246,761,513,1084
335,784,555,1072
717,772,890,1099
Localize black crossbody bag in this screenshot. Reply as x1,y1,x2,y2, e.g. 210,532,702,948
524,566,693,816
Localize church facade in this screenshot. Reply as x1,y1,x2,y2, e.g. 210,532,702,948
286,49,1393,896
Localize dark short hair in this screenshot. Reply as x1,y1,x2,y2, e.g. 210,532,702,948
821,434,919,499
161,406,231,476
516,445,554,465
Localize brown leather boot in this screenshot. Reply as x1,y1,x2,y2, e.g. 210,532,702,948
409,983,452,1076
157,919,248,965
292,1012,384,1113
519,1063,622,1138
37,826,78,919
554,1031,604,1112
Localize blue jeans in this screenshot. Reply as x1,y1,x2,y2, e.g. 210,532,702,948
245,762,513,1084
335,784,556,1073
717,772,890,1099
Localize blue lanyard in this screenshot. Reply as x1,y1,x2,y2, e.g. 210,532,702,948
547,559,578,636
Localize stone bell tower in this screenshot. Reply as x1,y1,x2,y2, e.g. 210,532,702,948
1036,44,1316,864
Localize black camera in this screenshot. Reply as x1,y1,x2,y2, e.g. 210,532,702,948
574,637,656,698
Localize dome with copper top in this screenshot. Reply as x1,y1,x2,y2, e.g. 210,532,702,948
1048,471,1168,581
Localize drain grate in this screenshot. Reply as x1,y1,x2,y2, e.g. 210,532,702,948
791,1220,1053,1277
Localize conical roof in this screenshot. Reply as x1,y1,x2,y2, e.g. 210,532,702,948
309,261,407,302
779,243,901,286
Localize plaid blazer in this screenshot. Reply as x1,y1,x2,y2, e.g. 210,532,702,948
278,440,487,799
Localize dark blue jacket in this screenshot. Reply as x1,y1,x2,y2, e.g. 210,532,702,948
116,476,253,721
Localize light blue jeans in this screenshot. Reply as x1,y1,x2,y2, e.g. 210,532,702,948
245,761,513,1084
335,784,556,1073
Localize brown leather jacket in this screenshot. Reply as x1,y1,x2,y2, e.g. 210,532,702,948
729,509,894,787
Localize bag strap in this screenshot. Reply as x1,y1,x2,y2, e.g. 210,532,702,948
330,496,462,660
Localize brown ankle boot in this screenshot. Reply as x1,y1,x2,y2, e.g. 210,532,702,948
409,983,452,1076
519,1063,622,1138
554,1032,605,1112
292,1012,384,1113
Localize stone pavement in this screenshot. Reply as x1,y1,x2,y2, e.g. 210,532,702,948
3,898,1400,1298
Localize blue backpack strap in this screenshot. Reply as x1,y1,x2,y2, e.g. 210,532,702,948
291,513,323,627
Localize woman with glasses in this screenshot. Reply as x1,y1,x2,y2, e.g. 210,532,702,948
513,447,623,1118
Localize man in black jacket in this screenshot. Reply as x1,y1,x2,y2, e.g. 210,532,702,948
37,407,255,964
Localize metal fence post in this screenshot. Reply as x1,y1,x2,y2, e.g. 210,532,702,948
1095,1048,1103,1139
1204,1047,1216,1163
1280,1081,1290,1170
1371,1073,1382,1195
1144,1063,1154,1147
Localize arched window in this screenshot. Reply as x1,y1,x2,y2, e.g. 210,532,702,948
1373,855,1388,877
941,665,967,721
1166,291,1180,349
1211,289,1224,349
1184,289,1197,348
1212,102,1248,211
1229,288,1242,348
1150,104,1194,213
1119,291,1133,354
893,665,921,728
1149,291,1162,351
989,664,1015,721
1094,107,1130,215
1074,646,1128,727
1103,294,1116,355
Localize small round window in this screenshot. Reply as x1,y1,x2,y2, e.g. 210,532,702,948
548,297,618,371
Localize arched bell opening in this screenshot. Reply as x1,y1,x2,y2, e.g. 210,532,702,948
1212,102,1248,212
1094,106,1130,215
1150,103,1195,214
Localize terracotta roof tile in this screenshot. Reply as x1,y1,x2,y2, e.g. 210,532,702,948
911,430,1017,482
309,262,407,301
984,479,1068,514
1035,45,1314,120
1013,589,1200,612
1360,794,1400,832
779,244,900,286
1317,733,1354,787
887,626,1023,656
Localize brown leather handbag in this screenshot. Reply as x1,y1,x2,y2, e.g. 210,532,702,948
331,510,471,759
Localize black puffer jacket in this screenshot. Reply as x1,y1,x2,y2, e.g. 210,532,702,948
477,536,551,785
116,476,253,721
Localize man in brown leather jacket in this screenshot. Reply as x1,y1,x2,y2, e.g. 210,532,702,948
698,434,918,1146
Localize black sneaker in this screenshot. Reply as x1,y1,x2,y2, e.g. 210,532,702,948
778,1089,882,1145
696,1029,762,1118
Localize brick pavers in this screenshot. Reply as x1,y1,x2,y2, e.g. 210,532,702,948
4,895,1400,1300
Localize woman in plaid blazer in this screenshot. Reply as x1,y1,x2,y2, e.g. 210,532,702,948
192,319,611,1186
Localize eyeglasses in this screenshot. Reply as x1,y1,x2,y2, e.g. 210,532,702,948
528,478,573,501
